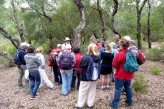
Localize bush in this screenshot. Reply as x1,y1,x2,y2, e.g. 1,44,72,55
146,48,164,61
133,74,148,94
151,67,161,75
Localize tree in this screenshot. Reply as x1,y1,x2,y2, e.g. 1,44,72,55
97,0,107,41
74,0,86,48
147,0,151,49
136,0,147,49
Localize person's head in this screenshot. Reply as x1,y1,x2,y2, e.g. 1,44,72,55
105,43,113,52
73,48,80,54
65,44,72,52
110,42,116,49
87,43,99,56
20,42,28,50
57,44,62,49
36,46,44,53
119,39,130,49
64,37,71,44
129,40,136,46
123,35,131,41
114,34,120,42
27,45,35,53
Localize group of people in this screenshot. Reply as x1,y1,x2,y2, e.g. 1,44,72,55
15,35,140,109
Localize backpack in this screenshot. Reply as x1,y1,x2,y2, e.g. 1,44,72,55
124,51,139,73
50,53,57,64
59,52,72,70
137,50,145,65
13,50,22,65
92,63,99,80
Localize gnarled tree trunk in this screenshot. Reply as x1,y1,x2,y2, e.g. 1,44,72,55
74,0,86,48
0,51,15,67
136,0,147,49
97,0,107,41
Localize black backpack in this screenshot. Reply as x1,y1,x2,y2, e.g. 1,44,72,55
50,53,57,64
13,50,22,65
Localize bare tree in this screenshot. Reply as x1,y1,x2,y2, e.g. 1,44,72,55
74,0,86,48
136,0,148,49
147,0,151,49
97,0,107,41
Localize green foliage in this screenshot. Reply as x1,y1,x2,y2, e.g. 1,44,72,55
151,67,162,75
146,48,164,61
133,74,148,94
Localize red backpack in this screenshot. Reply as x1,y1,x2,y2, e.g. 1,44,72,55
137,50,145,65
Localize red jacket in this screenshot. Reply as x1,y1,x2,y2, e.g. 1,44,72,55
113,48,134,80
48,48,61,66
74,53,82,73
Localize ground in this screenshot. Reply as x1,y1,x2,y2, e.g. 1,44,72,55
0,60,163,109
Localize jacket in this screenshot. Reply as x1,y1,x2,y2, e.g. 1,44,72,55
24,53,41,71
113,48,134,80
18,49,26,65
74,53,82,73
80,54,101,81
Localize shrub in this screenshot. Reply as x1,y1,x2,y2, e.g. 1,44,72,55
146,48,164,61
133,74,148,94
151,67,161,75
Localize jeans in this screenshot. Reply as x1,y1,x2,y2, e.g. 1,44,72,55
112,78,133,108
60,69,73,95
71,69,80,89
53,66,62,84
29,71,41,97
18,65,29,88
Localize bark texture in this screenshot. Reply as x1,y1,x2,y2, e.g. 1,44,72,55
74,0,86,48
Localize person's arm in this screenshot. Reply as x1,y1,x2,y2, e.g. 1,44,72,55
40,55,45,69
71,53,76,67
112,53,121,69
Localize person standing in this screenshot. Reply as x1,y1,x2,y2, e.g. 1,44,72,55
16,42,29,89
109,39,134,109
58,44,76,95
36,46,54,89
24,45,41,100
48,44,62,85
75,43,101,108
100,43,114,90
71,48,83,90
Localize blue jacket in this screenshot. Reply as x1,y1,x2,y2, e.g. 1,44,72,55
80,54,101,81
18,49,26,65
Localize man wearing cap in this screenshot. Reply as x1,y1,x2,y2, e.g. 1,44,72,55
17,42,29,89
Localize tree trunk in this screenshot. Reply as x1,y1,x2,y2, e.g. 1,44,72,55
74,0,86,48
11,0,24,42
48,36,53,53
136,0,147,49
147,0,151,49
0,51,15,67
109,0,120,35
97,0,107,41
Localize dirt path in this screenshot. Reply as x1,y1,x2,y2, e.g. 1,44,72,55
0,60,163,109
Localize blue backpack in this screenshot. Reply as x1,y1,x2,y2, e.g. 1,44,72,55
124,51,139,73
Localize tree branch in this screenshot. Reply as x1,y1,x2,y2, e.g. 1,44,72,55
0,27,19,49
0,51,15,67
